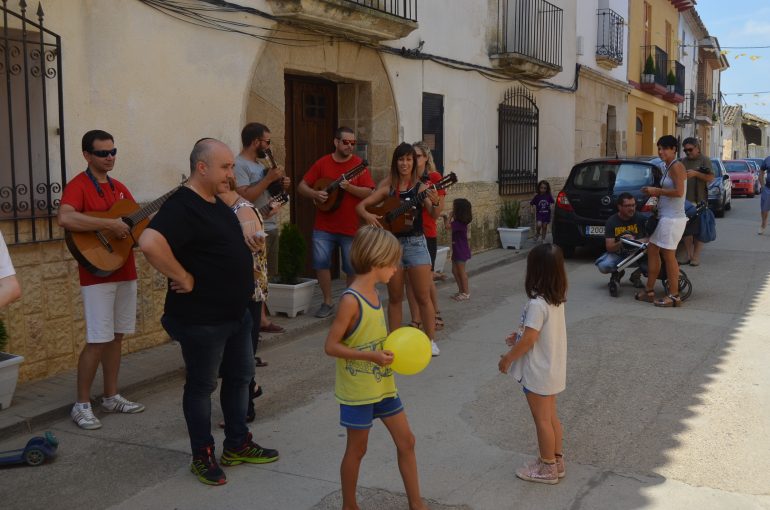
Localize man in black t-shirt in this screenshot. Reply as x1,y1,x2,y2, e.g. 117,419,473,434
139,139,279,486
595,193,647,287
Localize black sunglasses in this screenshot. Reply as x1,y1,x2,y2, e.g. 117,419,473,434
90,148,117,158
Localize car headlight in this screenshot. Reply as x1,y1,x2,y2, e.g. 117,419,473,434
708,187,719,196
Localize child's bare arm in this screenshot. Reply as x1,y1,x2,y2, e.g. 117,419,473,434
324,294,393,366
498,327,539,374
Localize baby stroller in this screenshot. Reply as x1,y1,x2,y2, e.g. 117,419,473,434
611,237,692,301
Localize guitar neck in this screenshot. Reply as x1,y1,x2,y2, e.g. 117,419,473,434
388,180,453,221
326,162,367,193
126,186,180,224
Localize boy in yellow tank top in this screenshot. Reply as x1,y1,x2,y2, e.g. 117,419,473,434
324,226,428,510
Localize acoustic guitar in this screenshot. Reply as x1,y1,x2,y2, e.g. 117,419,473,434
366,172,458,234
64,180,185,277
257,192,289,219
313,159,369,212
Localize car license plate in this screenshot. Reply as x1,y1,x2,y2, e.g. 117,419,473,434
586,225,604,236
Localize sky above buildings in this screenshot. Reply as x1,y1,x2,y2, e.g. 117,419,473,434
696,0,770,120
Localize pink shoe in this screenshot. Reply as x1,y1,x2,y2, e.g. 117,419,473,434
515,457,559,484
555,454,565,478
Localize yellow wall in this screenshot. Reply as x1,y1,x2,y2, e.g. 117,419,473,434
628,90,678,156
627,0,680,84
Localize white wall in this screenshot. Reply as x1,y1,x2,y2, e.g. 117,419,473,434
575,0,629,83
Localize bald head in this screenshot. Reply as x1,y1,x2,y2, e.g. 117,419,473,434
190,138,229,174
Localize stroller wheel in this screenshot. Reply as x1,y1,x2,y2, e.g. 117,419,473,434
664,270,692,301
608,280,619,297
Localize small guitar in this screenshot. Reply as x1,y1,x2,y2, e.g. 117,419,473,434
257,192,289,219
64,178,186,277
313,159,369,212
262,147,286,198
366,172,458,234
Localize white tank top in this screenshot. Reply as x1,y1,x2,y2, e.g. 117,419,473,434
658,160,686,219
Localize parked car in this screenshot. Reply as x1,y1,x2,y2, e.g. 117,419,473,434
552,157,661,257
708,159,732,217
0,432,58,467
743,158,763,194
723,160,755,197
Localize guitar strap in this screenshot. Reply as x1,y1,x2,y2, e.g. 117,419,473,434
85,167,116,202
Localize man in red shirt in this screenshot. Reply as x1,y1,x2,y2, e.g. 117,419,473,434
298,127,375,317
58,130,145,430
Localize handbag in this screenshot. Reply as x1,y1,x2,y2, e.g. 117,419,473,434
697,206,716,243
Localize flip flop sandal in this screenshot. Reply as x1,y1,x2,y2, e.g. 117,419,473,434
654,294,682,307
409,321,422,329
635,289,655,303
254,356,268,368
451,293,470,302
435,313,444,330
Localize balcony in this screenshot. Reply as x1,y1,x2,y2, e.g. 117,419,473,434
639,45,668,97
663,61,685,104
677,90,694,124
490,0,563,79
595,8,624,70
696,93,716,124
266,0,417,42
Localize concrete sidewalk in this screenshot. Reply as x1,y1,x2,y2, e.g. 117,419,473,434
0,244,533,438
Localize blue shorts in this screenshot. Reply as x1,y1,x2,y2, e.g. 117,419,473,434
340,396,404,430
312,230,354,274
398,235,431,268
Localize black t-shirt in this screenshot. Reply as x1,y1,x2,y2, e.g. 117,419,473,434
148,186,253,324
605,212,646,241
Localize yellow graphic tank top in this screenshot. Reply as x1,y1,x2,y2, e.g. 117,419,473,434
335,289,397,405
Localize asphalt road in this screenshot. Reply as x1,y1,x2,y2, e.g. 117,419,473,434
1,196,769,510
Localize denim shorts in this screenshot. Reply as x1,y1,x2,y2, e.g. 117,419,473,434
312,230,354,274
340,396,403,429
398,235,431,268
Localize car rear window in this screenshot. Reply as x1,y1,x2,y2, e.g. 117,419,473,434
724,161,750,172
571,163,657,190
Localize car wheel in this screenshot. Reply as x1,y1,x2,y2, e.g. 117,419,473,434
725,196,732,210
715,203,725,218
24,448,45,466
749,193,755,198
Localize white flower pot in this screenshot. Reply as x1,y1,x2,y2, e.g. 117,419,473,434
434,246,450,273
267,278,318,318
498,227,530,250
0,352,24,410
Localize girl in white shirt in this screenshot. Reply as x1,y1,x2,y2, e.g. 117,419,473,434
498,243,567,485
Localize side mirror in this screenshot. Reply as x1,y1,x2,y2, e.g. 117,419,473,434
723,174,730,181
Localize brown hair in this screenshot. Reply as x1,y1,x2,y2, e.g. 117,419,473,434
350,226,402,274
389,142,419,189
525,243,567,305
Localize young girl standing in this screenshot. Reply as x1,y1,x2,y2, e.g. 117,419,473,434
442,198,472,301
498,243,567,485
530,180,555,242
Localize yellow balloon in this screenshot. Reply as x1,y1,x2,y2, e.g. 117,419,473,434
383,327,432,375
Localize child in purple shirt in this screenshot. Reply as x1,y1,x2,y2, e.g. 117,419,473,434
530,180,554,243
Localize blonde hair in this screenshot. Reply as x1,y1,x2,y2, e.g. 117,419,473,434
412,141,437,174
350,226,402,274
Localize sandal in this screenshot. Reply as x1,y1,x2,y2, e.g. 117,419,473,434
254,356,268,368
435,312,444,331
654,294,682,307
409,321,422,329
635,289,655,303
451,292,470,302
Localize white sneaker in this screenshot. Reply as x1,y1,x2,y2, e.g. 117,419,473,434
431,340,440,357
71,403,102,430
101,394,145,414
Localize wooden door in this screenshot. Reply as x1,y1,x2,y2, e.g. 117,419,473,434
285,75,338,276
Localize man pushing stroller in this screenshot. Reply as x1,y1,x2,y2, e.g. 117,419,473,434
595,192,648,295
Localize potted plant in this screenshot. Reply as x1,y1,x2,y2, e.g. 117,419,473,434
666,70,677,93
497,200,530,250
266,223,318,317
642,54,656,84
0,318,24,410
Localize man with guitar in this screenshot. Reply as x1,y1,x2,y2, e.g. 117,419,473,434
234,122,290,342
58,130,145,430
298,127,376,318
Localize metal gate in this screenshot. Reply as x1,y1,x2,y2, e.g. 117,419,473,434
498,85,538,195
1,0,66,244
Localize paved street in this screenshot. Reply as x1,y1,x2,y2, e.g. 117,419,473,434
1,197,769,510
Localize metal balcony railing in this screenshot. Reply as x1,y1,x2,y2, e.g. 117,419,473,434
678,91,694,122
641,45,668,86
673,60,685,95
341,0,416,21
497,0,563,69
697,93,715,119
596,8,624,65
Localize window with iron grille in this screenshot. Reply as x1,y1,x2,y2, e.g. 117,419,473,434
1,0,66,244
498,86,538,195
421,92,444,174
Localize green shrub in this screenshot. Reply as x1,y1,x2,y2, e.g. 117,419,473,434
277,223,306,285
667,70,676,86
0,319,7,352
643,54,656,75
500,200,521,228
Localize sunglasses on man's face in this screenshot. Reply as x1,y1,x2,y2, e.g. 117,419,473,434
683,147,695,153
337,139,356,147
90,148,117,158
